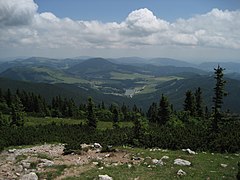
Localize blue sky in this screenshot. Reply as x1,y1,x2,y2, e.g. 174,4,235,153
0,0,240,61
35,0,240,22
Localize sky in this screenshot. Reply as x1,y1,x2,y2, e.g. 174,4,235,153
0,0,240,62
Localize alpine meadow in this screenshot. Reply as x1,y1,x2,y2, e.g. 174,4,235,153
0,0,240,179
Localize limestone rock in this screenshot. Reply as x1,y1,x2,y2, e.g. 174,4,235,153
174,159,191,166
8,149,16,153
98,174,113,180
182,148,196,154
94,143,102,149
20,172,38,180
38,159,54,167
221,164,227,168
161,156,169,160
152,159,164,165
177,169,186,176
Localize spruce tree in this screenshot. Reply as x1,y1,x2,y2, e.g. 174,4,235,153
112,107,119,128
212,65,227,131
195,87,204,118
10,95,24,127
87,97,97,129
158,94,171,125
147,102,158,123
184,90,196,116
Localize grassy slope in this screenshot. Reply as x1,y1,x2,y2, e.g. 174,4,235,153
65,147,239,179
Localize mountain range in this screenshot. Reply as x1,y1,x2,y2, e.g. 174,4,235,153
0,57,239,112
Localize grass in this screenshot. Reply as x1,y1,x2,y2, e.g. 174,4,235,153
24,116,133,130
25,116,85,126
63,147,239,180
16,154,28,163
37,165,67,180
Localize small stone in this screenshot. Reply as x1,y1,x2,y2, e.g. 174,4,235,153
182,148,196,155
128,164,132,168
105,154,110,158
174,159,191,166
98,174,113,180
94,143,102,149
22,162,31,169
220,164,227,168
8,149,17,153
177,169,186,176
93,162,99,165
161,156,169,160
98,167,104,170
20,172,38,180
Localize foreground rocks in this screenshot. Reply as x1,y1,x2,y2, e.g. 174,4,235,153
98,174,113,180
174,159,191,166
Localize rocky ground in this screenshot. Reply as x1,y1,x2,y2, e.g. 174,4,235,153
0,144,238,180
0,144,143,180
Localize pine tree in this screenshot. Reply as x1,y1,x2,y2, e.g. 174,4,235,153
87,97,97,129
147,102,158,123
195,87,204,118
212,65,227,131
184,90,196,116
158,94,171,125
112,107,119,128
133,113,148,139
10,95,24,127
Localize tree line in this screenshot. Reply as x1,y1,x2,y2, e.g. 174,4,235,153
0,66,239,153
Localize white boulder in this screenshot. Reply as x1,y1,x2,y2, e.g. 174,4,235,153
161,156,169,160
20,172,38,180
98,174,113,180
94,143,102,149
174,159,191,166
8,149,17,153
38,159,54,167
182,148,196,155
177,169,186,176
152,159,164,166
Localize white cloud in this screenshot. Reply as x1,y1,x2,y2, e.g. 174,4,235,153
0,0,37,26
0,0,240,59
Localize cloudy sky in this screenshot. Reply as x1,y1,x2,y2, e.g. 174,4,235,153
0,0,240,62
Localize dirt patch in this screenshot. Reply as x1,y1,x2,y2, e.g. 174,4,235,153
0,144,137,179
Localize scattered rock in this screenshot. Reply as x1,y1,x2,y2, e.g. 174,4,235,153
152,159,164,165
132,156,141,160
220,164,227,168
128,164,132,168
161,156,169,160
22,161,31,169
94,143,102,149
20,172,38,180
177,169,186,176
38,159,54,167
182,148,197,155
98,167,104,170
16,172,20,177
174,159,191,166
8,149,17,153
98,174,113,180
93,162,99,165
105,154,110,158
15,165,24,172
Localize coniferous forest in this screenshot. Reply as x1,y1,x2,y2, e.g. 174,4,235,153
0,66,239,153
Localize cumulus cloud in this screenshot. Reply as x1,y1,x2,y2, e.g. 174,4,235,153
0,0,240,55
0,0,37,26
